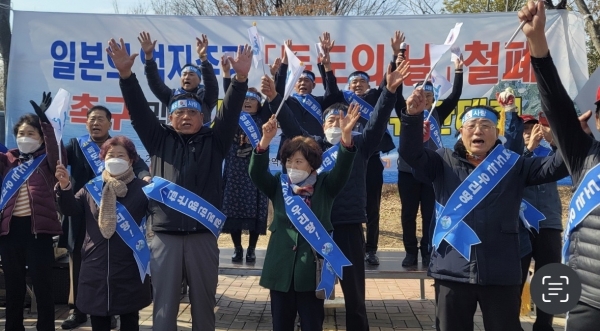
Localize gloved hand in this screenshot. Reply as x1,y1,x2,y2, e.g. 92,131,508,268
29,91,52,124
495,87,517,112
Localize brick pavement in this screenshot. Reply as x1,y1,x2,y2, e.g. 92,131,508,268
1,275,565,330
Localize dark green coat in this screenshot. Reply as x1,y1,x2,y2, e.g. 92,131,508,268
249,144,356,292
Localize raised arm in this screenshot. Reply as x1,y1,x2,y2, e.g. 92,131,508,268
261,75,307,139
220,54,232,94
361,61,410,157
250,116,281,199
132,158,151,180
108,37,166,155
502,111,524,154
197,35,219,118
400,88,444,183
29,92,67,173
436,57,464,122
524,149,569,186
211,45,252,155
519,1,592,182
55,164,85,219
139,32,173,106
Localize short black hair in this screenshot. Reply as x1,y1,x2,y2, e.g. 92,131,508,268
13,113,42,137
87,105,112,121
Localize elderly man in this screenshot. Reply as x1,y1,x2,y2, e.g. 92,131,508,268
400,85,568,329
106,38,252,331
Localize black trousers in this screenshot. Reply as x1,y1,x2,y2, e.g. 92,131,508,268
566,301,600,331
270,285,324,331
520,228,562,331
333,223,369,331
67,216,86,315
91,312,139,331
365,154,384,253
0,216,55,331
398,171,435,255
435,279,522,331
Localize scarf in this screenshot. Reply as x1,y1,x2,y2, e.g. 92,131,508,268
290,172,317,207
98,167,135,239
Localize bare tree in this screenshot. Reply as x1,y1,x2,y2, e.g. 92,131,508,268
398,0,441,15
573,0,600,58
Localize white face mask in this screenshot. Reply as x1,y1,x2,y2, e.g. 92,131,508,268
16,137,42,154
324,127,342,145
104,158,130,176
287,168,310,184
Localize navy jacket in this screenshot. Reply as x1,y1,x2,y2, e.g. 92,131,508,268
400,107,568,286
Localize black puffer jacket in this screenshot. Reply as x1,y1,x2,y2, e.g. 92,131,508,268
270,86,397,225
399,108,568,286
120,73,247,233
533,54,600,309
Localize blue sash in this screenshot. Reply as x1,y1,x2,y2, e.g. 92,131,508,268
519,200,545,233
562,163,600,264
280,175,351,299
78,135,104,176
239,113,261,148
423,110,443,149
433,145,519,260
342,90,373,121
142,177,226,237
533,141,552,157
0,154,46,210
292,93,323,125
316,145,339,174
85,176,150,282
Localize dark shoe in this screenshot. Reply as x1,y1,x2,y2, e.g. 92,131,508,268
365,251,380,265
61,313,87,329
232,246,244,262
110,315,118,329
246,247,256,262
421,254,431,267
402,253,418,267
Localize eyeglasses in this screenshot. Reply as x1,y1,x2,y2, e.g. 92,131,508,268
172,109,200,117
462,123,495,132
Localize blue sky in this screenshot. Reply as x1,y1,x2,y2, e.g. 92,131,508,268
12,0,142,14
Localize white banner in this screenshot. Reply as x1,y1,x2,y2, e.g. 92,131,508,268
6,10,588,184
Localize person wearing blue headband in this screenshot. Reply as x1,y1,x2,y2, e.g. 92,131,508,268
263,58,410,331
138,31,218,123
107,38,253,330
401,80,568,330
273,35,340,170
397,53,464,268
522,2,600,329
218,56,271,264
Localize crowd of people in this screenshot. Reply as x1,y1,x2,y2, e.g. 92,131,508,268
0,2,598,331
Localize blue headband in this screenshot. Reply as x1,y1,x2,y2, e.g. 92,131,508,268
462,108,498,125
170,99,202,114
324,109,346,121
182,65,201,76
299,73,315,83
348,73,369,83
417,84,434,92
245,91,262,102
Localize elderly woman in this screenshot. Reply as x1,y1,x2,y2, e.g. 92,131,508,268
249,106,358,331
220,56,271,262
0,94,64,331
55,136,151,331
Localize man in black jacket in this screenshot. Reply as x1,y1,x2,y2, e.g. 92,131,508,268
520,2,600,329
138,31,218,122
274,35,339,164
106,38,252,330
59,105,150,330
261,60,409,331
400,84,567,330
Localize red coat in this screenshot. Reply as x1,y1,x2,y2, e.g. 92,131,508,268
0,121,66,236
